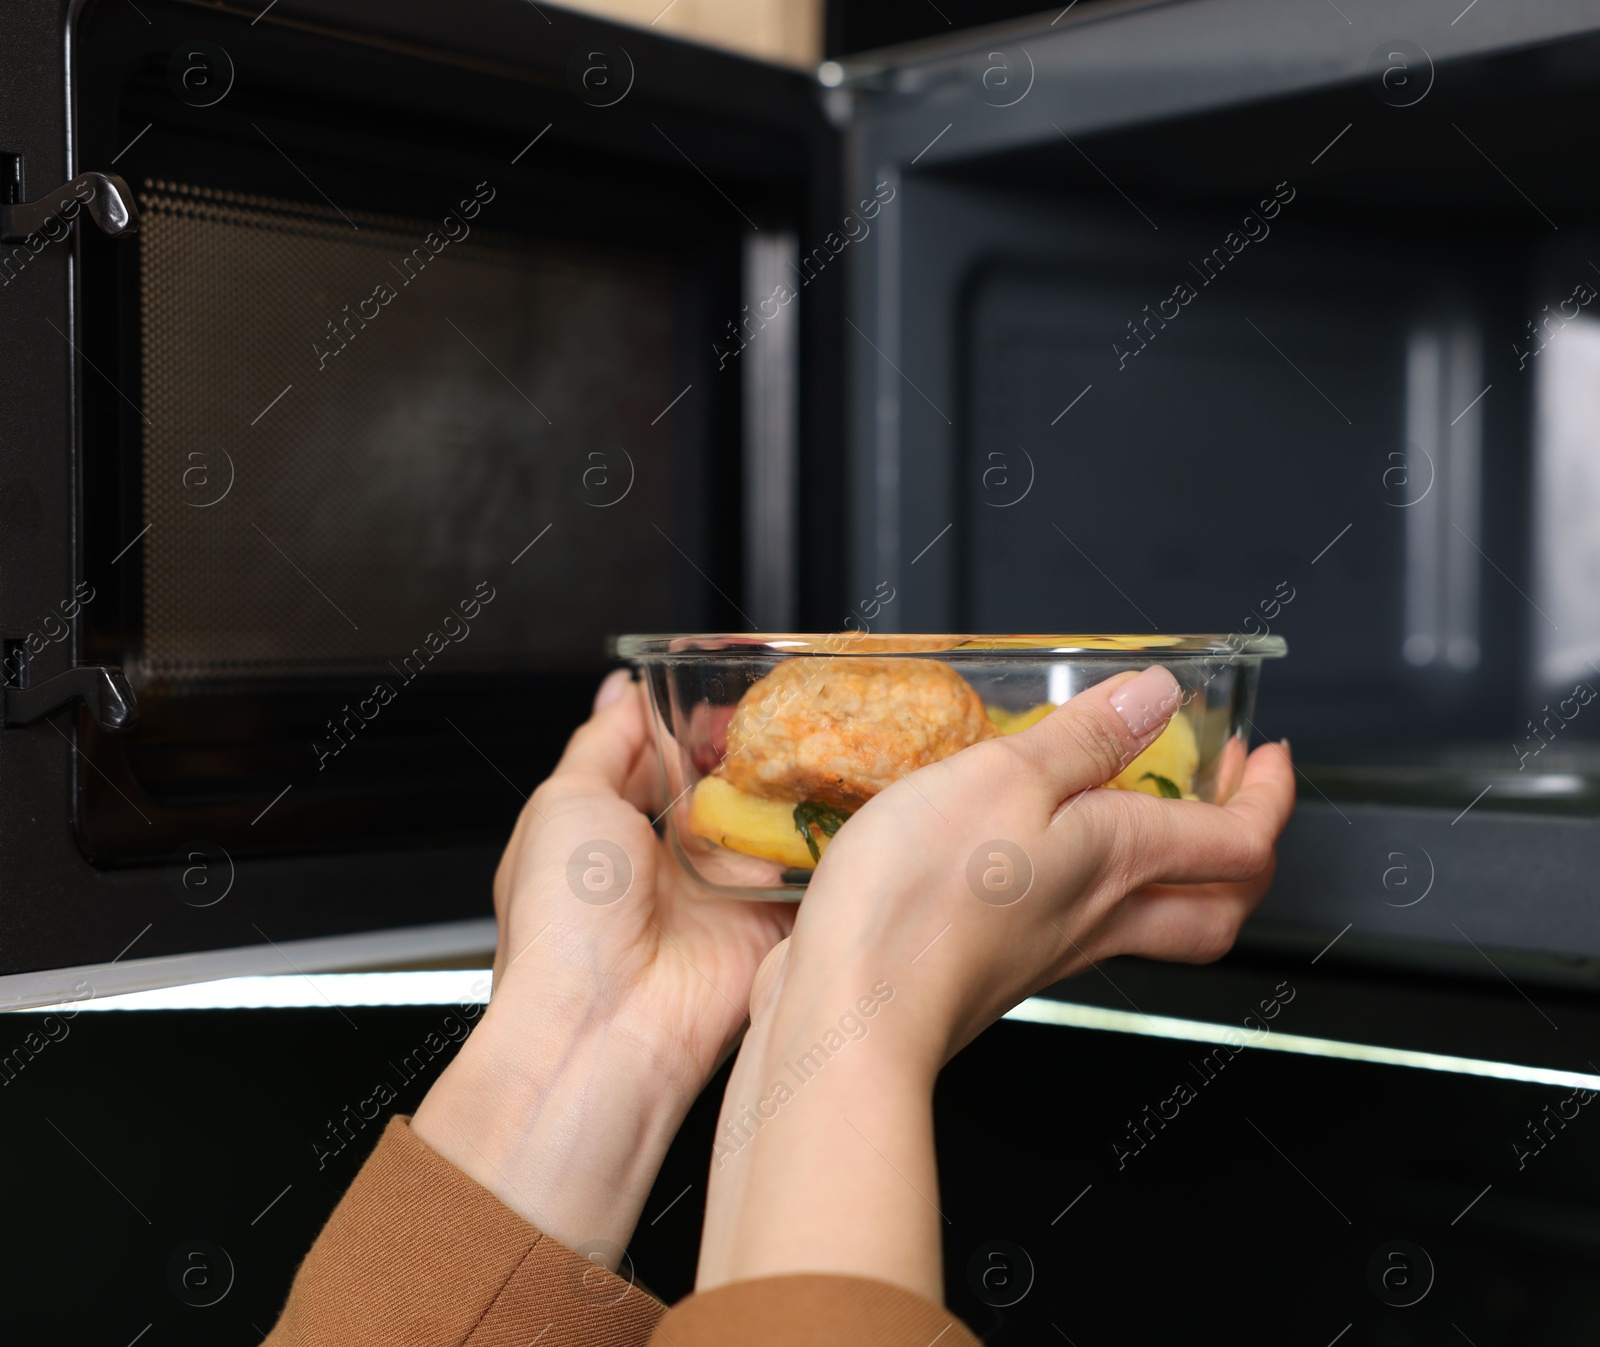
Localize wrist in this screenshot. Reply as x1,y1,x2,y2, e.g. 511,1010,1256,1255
412,989,691,1260
698,1010,943,1300
770,985,932,1093
760,941,943,1090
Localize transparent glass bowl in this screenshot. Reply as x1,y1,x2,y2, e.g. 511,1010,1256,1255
615,633,1287,900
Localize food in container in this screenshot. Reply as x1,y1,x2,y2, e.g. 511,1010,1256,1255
615,633,1286,899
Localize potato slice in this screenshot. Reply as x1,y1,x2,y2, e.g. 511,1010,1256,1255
689,775,821,869
1110,713,1200,799
986,702,1055,734
987,700,1200,799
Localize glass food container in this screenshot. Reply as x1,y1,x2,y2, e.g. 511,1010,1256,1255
615,633,1287,899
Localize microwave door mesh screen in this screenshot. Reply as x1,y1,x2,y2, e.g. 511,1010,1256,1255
136,182,685,681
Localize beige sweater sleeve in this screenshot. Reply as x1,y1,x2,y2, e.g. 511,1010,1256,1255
264,1115,664,1347
265,1114,980,1347
648,1274,982,1346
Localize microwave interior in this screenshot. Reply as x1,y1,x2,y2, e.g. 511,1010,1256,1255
816,9,1600,983
859,25,1600,812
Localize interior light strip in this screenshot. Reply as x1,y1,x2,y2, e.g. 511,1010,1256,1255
17,969,492,1012
1005,998,1600,1092
17,972,1597,1092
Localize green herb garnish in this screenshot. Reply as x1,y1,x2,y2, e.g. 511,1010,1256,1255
793,801,853,862
1141,772,1182,799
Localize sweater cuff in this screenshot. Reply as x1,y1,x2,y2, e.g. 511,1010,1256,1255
267,1114,664,1347
648,1274,981,1347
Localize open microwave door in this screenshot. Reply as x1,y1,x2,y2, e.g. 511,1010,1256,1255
0,0,838,1008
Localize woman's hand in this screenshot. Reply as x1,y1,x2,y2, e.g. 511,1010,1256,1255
695,665,1295,1299
787,664,1293,1070
413,670,794,1260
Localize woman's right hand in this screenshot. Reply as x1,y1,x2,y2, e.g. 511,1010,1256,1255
785,663,1293,1071
694,664,1295,1300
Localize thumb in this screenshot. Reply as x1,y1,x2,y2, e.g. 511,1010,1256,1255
1008,664,1184,804
593,666,631,713
550,671,648,792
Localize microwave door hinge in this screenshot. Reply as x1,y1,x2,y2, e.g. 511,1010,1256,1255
4,666,138,732
0,171,138,242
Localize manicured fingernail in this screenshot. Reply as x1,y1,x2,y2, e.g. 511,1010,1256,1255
1109,665,1182,739
594,668,631,711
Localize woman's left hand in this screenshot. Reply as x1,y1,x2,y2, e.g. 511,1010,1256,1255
413,670,794,1259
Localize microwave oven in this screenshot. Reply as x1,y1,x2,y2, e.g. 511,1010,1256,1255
5,0,1600,1014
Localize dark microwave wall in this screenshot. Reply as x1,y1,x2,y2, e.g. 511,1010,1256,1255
961,258,1419,754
